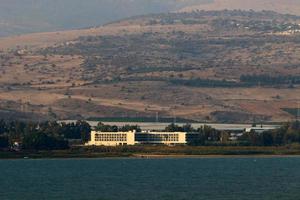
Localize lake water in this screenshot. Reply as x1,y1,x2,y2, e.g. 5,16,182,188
0,157,299,200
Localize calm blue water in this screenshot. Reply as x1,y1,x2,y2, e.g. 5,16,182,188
0,157,300,200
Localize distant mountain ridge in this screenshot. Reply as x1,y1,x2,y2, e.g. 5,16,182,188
2,0,300,37
0,0,209,37
180,0,300,16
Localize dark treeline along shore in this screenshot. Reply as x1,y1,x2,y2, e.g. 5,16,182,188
0,120,299,158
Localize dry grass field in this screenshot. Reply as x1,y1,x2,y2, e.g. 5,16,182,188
0,10,299,122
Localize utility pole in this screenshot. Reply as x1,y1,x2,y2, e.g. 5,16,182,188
173,110,177,124
297,100,300,122
20,99,24,113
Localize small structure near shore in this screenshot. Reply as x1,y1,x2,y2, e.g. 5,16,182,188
245,127,275,134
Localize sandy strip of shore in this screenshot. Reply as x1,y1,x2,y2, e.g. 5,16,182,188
132,154,300,159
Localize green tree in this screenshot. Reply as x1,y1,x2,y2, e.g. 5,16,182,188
0,136,9,148
76,120,91,142
22,132,68,150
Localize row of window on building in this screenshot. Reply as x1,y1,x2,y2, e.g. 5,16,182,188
95,134,127,142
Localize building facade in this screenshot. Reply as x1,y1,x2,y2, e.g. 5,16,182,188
135,131,186,145
87,130,187,146
87,131,135,146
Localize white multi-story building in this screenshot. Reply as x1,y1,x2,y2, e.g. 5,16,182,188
135,131,187,145
87,130,187,146
87,131,136,146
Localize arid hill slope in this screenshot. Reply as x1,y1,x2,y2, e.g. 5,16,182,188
0,10,299,122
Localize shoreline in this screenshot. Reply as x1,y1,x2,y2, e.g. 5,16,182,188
1,153,300,160
1,145,300,160
131,154,300,159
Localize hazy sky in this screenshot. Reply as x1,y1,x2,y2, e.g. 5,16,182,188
0,0,210,36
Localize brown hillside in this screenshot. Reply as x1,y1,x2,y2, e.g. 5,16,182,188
0,10,299,123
